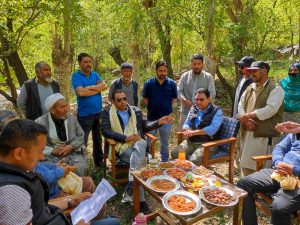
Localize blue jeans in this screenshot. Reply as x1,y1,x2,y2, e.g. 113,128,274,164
77,113,103,166
91,218,120,225
150,123,171,162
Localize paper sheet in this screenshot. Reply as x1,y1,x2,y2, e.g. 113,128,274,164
71,178,117,224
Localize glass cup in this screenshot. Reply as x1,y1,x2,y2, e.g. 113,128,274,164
178,148,186,161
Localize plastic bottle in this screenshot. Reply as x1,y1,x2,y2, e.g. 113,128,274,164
132,213,147,225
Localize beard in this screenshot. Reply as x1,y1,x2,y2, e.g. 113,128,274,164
193,69,201,75
45,77,53,83
158,75,166,80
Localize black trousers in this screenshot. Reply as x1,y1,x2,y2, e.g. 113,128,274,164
237,168,300,225
77,113,103,166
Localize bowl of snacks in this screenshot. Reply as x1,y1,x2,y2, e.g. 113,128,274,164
174,160,193,171
164,168,186,180
199,186,238,207
193,165,214,177
162,190,201,215
140,168,163,180
159,162,173,169
146,175,180,194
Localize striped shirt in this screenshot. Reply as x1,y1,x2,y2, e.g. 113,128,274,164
0,185,32,225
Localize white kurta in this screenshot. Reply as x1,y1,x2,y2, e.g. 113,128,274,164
237,82,285,170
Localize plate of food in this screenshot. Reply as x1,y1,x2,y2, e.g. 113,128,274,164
173,160,193,171
180,172,213,191
199,186,238,207
193,165,214,177
162,190,201,215
159,162,173,169
140,168,163,180
164,167,186,180
146,175,180,194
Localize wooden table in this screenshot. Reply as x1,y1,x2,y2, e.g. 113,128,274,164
132,172,247,225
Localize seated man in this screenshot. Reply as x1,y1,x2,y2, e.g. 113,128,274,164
100,89,171,214
0,119,120,225
36,93,89,176
237,121,300,225
171,88,223,165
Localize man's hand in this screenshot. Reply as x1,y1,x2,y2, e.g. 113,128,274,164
51,145,65,156
71,192,92,207
59,145,73,156
182,130,198,138
62,165,71,177
237,112,256,123
182,98,193,108
158,115,172,125
276,162,294,176
76,220,90,225
243,120,257,132
56,160,67,167
125,134,141,143
276,121,300,134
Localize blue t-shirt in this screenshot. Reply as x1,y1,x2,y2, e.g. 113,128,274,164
71,70,103,116
143,77,177,120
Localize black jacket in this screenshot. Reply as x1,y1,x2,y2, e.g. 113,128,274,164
24,78,60,120
100,105,160,142
0,162,70,225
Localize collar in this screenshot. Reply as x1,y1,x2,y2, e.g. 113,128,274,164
253,79,269,90
78,69,91,77
122,78,133,85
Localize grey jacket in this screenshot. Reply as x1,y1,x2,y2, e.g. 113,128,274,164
35,113,85,154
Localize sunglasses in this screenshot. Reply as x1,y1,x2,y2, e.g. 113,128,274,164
194,98,206,102
116,97,127,103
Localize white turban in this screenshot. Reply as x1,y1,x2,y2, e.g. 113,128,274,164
45,93,65,111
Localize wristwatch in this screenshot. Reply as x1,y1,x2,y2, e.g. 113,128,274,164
66,196,73,208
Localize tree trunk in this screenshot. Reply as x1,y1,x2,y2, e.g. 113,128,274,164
216,66,235,102
108,47,125,66
52,0,73,107
130,43,141,84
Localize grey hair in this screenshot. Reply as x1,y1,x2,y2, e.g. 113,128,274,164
0,110,18,133
35,61,49,73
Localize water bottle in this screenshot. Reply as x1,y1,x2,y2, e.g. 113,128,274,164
132,213,147,225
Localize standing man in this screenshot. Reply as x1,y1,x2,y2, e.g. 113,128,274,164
17,61,60,120
71,53,107,167
143,61,177,162
232,56,255,118
237,61,285,176
178,54,216,128
108,62,139,106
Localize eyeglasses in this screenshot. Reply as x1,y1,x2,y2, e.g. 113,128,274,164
116,97,127,103
194,98,206,102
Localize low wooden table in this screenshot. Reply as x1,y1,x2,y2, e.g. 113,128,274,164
132,172,247,225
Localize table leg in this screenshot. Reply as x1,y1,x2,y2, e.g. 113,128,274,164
233,198,244,225
133,176,140,217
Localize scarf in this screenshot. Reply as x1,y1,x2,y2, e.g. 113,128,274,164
109,104,137,159
48,113,69,147
280,75,300,112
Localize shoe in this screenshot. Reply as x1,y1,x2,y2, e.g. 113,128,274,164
121,187,133,203
139,201,152,214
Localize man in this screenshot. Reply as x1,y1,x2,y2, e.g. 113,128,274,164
232,56,255,118
143,61,177,162
35,93,89,176
108,62,138,106
101,90,172,214
71,53,107,167
0,119,120,225
171,88,223,165
17,61,60,120
178,54,216,128
237,121,300,225
237,61,285,176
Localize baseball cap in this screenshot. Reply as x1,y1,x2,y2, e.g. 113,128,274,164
120,62,133,70
247,61,270,72
236,56,255,67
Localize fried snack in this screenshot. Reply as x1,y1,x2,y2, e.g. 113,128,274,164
151,179,175,192
141,169,163,180
203,189,235,205
271,171,300,190
159,162,173,169
168,195,196,212
174,160,192,170
166,168,186,180
193,166,214,177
